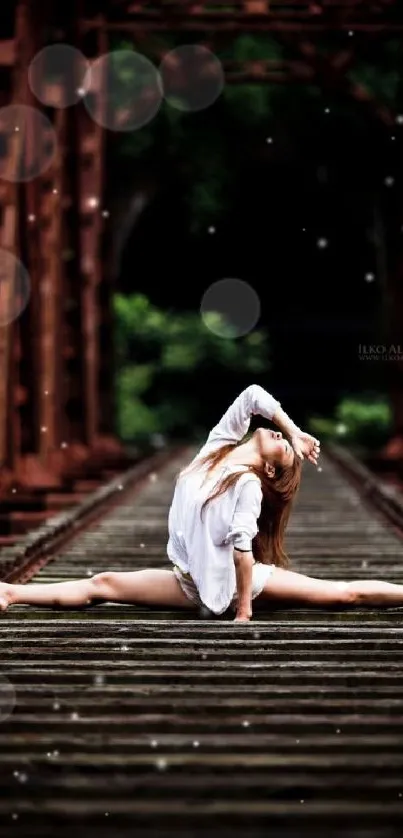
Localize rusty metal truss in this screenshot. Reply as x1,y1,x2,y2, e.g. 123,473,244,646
0,1,121,496
80,1,403,86
0,0,402,498
83,0,403,32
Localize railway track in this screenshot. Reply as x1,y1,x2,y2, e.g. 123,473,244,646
1,446,403,837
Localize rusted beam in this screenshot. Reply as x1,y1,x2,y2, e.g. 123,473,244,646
82,19,403,32
36,112,66,464
117,0,399,18
0,40,15,67
0,2,36,477
76,18,108,448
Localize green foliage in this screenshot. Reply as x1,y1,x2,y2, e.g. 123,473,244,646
116,365,159,440
113,293,270,442
222,35,282,124
347,39,402,107
348,65,400,107
308,393,392,449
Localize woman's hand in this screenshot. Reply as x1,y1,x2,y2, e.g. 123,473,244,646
290,430,320,465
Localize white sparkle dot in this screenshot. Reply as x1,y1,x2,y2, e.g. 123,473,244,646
348,30,354,36
102,210,110,218
151,739,158,748
44,390,49,395
201,653,207,660
384,176,394,187
336,423,347,435
140,543,145,548
13,771,19,777
71,712,79,720
300,799,304,803
266,137,273,143
365,272,375,282
12,488,16,493
61,441,68,448
86,570,93,576
77,87,86,97
336,729,341,733
149,473,157,482
324,108,330,114
391,136,396,140
105,812,109,817
87,196,99,209
52,188,58,194
396,115,403,125
121,645,129,651
208,226,215,234
41,426,47,433
317,238,328,249
242,720,250,727
253,631,260,639
193,740,200,747
12,814,18,819
53,750,59,757
28,214,36,222
117,484,123,490
317,466,322,472
296,739,300,743
18,773,27,783
95,674,105,685
53,702,60,710
156,758,167,771
14,126,19,132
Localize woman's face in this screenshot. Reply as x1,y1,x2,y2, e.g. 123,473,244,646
254,428,295,468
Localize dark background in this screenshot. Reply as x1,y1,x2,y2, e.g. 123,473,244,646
116,92,397,427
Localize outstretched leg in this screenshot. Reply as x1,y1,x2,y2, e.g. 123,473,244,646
256,567,403,609
0,569,197,612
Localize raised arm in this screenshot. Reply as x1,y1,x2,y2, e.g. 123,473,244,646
195,383,319,464
198,385,282,455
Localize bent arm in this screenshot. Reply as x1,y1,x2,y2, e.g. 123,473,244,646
198,384,281,457
272,403,301,439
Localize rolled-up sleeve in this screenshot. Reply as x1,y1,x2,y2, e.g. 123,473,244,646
224,478,263,552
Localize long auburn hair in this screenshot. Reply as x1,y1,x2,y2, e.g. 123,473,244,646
181,440,302,568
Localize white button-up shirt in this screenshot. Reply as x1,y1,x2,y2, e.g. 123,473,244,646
167,385,280,614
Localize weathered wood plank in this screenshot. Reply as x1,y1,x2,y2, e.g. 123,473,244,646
1,449,403,835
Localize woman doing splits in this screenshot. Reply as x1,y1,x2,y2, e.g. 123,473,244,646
1,386,403,622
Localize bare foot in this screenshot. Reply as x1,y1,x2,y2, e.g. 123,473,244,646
0,583,14,612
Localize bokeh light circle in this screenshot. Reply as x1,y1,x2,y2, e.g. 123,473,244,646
0,249,31,326
0,105,57,182
0,674,16,723
159,45,224,112
28,44,89,108
82,50,163,132
200,278,261,338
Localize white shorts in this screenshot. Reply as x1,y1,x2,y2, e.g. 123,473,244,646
172,561,276,612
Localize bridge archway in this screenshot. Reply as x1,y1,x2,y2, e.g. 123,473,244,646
0,0,401,493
